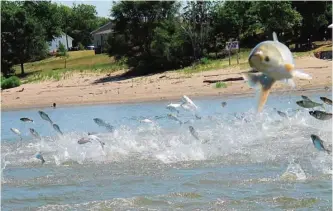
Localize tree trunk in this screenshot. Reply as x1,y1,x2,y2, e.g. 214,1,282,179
66,34,69,50
20,61,24,75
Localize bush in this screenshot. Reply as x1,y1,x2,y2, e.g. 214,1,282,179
1,76,21,90
78,42,85,50
58,42,68,57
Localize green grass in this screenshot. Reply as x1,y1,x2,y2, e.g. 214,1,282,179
14,50,128,83
178,47,320,74
215,82,227,88
1,76,21,89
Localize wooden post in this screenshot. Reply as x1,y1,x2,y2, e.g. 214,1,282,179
228,49,231,66
236,50,239,64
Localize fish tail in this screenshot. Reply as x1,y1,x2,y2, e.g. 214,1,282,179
258,87,272,113
243,73,275,113
272,31,278,42
292,69,312,80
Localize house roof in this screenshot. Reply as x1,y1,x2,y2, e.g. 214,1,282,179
91,21,113,35
328,24,333,28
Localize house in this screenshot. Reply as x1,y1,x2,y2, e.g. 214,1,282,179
48,33,73,53
90,21,113,53
328,24,332,29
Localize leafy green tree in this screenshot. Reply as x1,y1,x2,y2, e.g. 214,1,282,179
1,1,49,75
108,1,181,74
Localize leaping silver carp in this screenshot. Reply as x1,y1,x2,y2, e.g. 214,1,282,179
38,111,53,124
29,128,41,140
20,117,33,123
242,32,312,113
93,118,114,132
52,124,63,135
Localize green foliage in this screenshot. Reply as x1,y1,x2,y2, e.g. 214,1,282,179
215,82,227,89
58,42,68,57
1,76,21,90
78,43,85,50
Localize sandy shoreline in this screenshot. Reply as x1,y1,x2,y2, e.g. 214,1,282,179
1,57,332,111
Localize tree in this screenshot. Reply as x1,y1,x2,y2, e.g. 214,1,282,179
1,1,52,76
70,3,99,46
180,1,217,60
292,1,332,44
108,1,181,74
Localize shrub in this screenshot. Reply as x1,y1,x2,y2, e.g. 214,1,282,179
78,42,85,50
1,76,21,89
215,82,227,88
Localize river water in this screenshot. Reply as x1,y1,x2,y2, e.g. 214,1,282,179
1,92,332,210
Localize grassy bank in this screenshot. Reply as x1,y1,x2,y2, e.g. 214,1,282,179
14,42,330,83
14,50,127,83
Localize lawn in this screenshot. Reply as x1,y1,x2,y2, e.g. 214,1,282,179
13,41,330,83
15,50,128,83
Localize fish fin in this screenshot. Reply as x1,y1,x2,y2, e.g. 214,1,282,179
243,73,275,113
258,87,273,113
242,73,261,88
272,32,278,42
292,69,312,80
283,78,296,88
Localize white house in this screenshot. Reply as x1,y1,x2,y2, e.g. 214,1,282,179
48,33,73,53
328,24,332,29
90,21,113,52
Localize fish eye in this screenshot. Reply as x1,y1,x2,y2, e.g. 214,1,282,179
265,56,270,62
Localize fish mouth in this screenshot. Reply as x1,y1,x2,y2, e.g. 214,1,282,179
251,50,264,61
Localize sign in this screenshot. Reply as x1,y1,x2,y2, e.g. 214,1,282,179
225,41,239,50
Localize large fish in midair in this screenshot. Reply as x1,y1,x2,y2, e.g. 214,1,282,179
242,32,312,112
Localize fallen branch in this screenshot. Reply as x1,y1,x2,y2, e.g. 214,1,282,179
203,76,244,84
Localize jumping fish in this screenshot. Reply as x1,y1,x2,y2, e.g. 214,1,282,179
38,111,53,124
167,114,183,124
320,97,332,105
301,95,311,101
310,134,331,154
189,126,200,140
309,110,332,120
20,117,33,123
276,110,288,118
166,103,181,113
181,95,198,111
35,152,45,164
93,118,114,132
242,32,312,113
296,100,324,109
52,123,63,135
77,138,92,145
29,128,41,140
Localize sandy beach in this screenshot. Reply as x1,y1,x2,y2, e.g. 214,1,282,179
1,57,332,111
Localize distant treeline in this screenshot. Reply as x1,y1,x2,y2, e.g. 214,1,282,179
1,1,332,77
107,1,332,75
1,1,109,76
